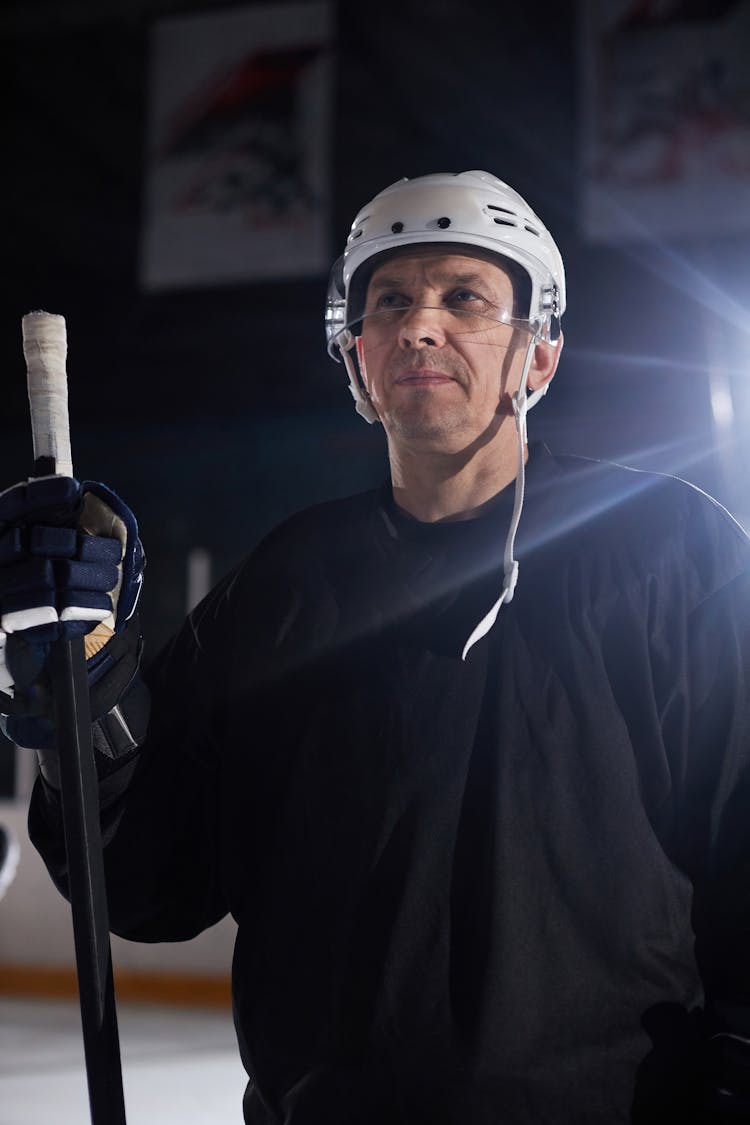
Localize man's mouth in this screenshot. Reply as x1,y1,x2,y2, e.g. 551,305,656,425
394,368,456,385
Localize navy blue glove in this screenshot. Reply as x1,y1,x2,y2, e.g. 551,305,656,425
0,475,144,747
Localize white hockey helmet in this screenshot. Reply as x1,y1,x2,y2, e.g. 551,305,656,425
325,170,566,356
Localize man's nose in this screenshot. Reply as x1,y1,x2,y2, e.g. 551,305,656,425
397,305,447,349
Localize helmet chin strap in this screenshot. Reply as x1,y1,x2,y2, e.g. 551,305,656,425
461,334,540,661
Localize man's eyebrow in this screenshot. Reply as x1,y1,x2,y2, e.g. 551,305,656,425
367,275,406,293
368,271,496,292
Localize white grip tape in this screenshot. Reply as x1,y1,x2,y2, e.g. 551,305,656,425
22,311,73,478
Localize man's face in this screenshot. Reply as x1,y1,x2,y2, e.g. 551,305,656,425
357,246,537,454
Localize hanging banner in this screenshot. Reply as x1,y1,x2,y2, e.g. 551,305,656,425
140,1,334,289
580,1,750,241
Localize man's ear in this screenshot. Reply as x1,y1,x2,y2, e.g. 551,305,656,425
527,333,563,394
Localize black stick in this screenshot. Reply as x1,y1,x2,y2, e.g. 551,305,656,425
50,636,127,1123
23,311,127,1124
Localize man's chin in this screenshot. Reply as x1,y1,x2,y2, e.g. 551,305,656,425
383,405,508,456
384,409,470,448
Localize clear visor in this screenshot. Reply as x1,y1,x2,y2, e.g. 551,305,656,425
363,302,530,331
326,302,541,355
325,256,557,356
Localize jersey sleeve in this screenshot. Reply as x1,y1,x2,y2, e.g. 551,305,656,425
656,496,750,1114
676,571,750,998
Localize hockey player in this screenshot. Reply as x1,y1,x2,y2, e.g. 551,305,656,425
2,171,750,1123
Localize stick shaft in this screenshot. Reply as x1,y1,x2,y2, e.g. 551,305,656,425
22,310,127,1125
50,636,126,1124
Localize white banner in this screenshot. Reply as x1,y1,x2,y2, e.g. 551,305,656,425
580,1,750,241
140,1,334,289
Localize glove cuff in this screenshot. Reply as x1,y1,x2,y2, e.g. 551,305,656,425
5,615,150,778
92,667,151,763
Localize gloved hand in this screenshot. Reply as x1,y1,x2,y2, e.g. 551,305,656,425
703,1033,750,1121
0,474,144,748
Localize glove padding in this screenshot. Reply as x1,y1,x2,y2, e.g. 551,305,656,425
0,475,144,704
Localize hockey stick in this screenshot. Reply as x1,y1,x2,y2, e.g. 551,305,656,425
22,311,127,1125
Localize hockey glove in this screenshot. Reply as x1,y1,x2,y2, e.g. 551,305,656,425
703,1033,750,1121
0,475,144,749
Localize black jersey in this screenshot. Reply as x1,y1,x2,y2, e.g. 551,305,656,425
30,444,750,1123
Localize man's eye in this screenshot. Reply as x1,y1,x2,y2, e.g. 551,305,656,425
450,289,480,304
377,293,408,309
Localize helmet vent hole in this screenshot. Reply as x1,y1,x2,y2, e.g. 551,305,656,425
352,229,363,239
525,225,539,236
391,221,404,233
488,205,515,214
493,217,515,227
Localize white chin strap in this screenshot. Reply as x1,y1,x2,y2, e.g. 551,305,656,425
461,336,542,661
341,343,379,424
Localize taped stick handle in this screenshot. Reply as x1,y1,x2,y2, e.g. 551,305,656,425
21,310,73,478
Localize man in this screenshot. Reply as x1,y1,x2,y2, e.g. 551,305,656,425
2,171,750,1123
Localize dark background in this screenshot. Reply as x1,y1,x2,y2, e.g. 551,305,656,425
3,0,749,787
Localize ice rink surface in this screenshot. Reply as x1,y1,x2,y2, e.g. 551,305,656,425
0,997,247,1123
